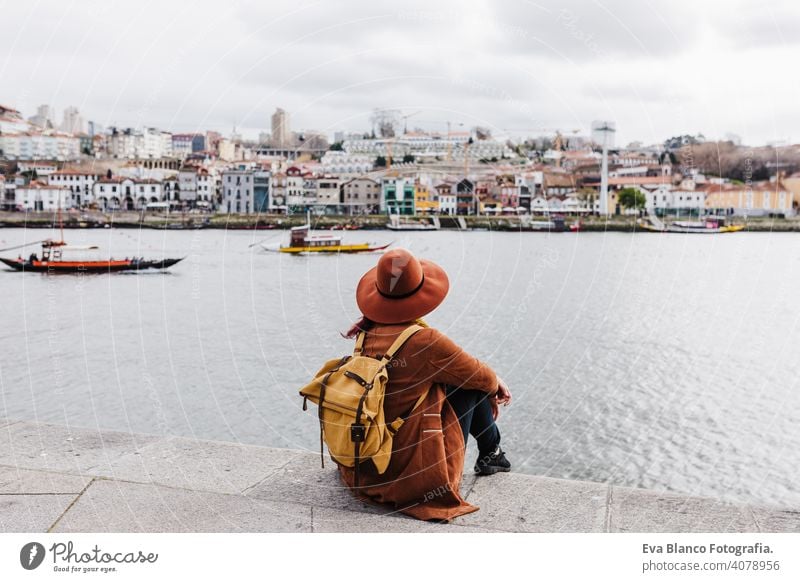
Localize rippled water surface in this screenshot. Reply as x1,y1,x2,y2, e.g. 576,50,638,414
1,226,798,507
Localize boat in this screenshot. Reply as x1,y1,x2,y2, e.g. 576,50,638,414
386,215,440,231
0,206,184,273
0,240,184,273
639,214,744,234
522,216,566,232
225,223,278,230
264,213,390,254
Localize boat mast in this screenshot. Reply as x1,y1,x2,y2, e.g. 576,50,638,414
58,192,65,243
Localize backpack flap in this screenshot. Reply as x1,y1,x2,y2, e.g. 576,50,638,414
299,355,351,405
299,324,425,477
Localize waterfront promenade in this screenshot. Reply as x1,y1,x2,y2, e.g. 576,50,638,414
4,210,800,232
2,418,798,533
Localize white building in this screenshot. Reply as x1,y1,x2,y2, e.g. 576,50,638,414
171,134,205,158
29,105,55,129
316,176,342,208
271,108,291,147
269,171,286,210
177,165,218,206
0,104,31,133
527,194,580,214
341,177,380,214
178,167,199,203
197,169,217,206
644,184,705,212
48,170,102,207
439,192,456,215
320,151,373,175
342,132,513,161
434,182,457,215
217,138,236,161
1,174,25,210
92,177,163,211
17,161,60,176
0,132,80,161
107,127,173,159
61,106,84,134
143,128,172,158
221,168,255,214
17,182,73,211
285,166,307,207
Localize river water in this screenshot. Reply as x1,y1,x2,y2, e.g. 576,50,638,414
1,226,798,508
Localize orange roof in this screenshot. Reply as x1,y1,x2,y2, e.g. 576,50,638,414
606,176,672,186
21,180,69,190
52,169,102,176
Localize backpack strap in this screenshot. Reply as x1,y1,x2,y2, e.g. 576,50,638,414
379,324,423,365
352,324,423,488
387,387,430,435
353,331,366,356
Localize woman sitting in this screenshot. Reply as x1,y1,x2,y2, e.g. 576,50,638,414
339,248,512,521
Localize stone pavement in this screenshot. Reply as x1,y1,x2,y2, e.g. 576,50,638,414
1,418,798,533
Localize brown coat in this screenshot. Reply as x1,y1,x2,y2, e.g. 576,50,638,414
338,321,498,521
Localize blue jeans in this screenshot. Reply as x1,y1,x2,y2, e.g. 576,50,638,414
445,386,501,456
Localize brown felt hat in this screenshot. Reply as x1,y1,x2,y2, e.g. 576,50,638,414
356,248,449,324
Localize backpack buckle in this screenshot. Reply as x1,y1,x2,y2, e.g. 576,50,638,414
350,423,366,442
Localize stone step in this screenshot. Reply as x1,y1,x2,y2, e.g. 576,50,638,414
1,419,797,533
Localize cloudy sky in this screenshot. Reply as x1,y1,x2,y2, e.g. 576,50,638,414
2,0,798,146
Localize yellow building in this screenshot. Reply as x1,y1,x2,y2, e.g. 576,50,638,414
414,183,439,214
704,180,795,216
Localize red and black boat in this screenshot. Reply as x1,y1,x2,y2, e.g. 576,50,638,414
0,239,184,273
1,204,184,274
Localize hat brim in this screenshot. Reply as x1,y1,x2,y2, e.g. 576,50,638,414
356,259,449,324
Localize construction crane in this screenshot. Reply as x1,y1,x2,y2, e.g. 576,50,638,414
386,138,393,171
401,110,421,134
446,121,465,162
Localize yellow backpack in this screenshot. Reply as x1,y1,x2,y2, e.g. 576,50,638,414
299,324,427,487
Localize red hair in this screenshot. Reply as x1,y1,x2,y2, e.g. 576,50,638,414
342,316,375,339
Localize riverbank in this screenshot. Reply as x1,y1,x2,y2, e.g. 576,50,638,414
1,418,797,533
2,211,800,232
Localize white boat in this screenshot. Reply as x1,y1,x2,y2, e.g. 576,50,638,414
386,215,440,231
261,212,391,254
640,213,744,234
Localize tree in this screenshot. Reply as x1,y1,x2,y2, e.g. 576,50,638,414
329,141,344,151
618,187,646,210
401,154,415,164
374,156,387,168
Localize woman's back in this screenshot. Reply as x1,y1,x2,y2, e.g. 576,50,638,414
338,321,498,521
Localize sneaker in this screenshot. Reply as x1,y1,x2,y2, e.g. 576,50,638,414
474,446,511,475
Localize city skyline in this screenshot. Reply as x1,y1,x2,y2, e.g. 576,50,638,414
2,0,799,146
